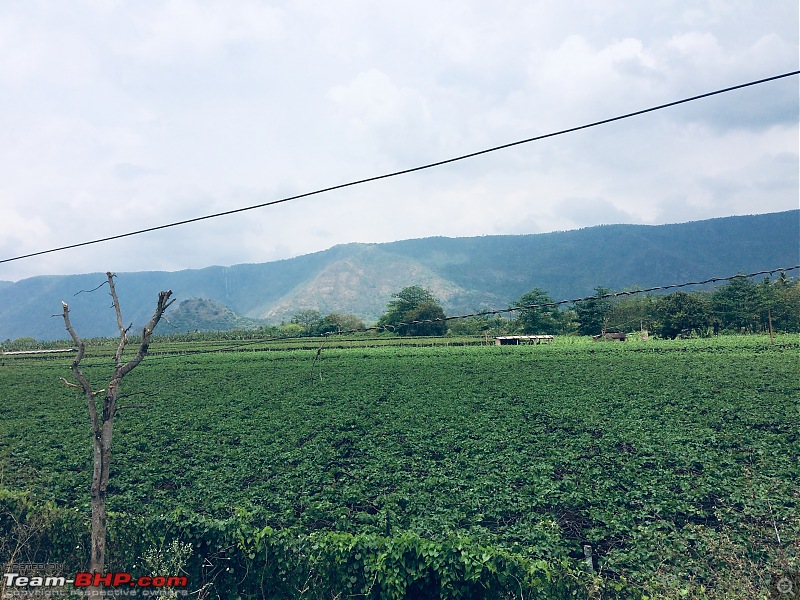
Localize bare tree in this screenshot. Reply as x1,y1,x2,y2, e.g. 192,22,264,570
60,272,173,582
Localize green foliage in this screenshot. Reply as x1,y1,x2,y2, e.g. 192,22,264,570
288,311,367,336
770,272,800,332
1,337,41,352
0,488,88,571
315,312,366,335
574,287,612,336
291,309,323,334
606,293,657,333
403,300,448,336
377,286,448,336
711,276,763,333
138,539,193,599
446,316,511,337
654,291,711,339
0,501,582,599
513,288,564,334
710,274,800,334
563,275,800,338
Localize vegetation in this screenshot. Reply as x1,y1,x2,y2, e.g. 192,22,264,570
291,310,366,336
653,291,710,339
574,287,613,336
1,335,798,598
568,276,800,338
513,288,565,335
376,286,448,336
59,272,174,578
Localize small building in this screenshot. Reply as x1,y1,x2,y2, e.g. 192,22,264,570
495,335,554,346
592,332,626,342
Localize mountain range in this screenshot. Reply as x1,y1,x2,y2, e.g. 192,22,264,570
1,210,797,341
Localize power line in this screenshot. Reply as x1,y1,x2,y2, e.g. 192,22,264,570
2,70,798,266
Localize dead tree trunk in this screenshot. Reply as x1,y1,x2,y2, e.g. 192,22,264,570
61,272,173,584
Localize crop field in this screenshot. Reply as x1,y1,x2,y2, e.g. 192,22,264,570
1,335,798,598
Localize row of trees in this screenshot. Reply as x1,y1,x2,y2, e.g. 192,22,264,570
512,273,800,338
288,310,365,336
280,287,447,339
310,275,798,339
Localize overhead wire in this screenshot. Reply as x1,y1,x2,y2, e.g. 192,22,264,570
1,70,797,266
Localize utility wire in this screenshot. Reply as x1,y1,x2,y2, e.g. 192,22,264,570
1,70,798,266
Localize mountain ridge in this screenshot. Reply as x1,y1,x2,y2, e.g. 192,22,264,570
1,210,797,340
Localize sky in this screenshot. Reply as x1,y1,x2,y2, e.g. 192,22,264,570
0,0,797,282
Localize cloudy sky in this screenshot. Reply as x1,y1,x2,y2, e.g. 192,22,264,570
0,1,797,281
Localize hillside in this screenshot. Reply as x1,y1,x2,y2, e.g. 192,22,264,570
0,210,797,340
164,298,263,333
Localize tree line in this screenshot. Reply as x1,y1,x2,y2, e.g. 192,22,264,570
277,287,447,338
302,274,799,339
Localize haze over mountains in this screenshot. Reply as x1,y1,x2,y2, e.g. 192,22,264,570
1,211,797,341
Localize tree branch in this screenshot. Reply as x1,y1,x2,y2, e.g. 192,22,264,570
107,272,129,366
118,290,174,379
59,377,80,389
61,301,100,434
74,280,109,296
59,377,105,396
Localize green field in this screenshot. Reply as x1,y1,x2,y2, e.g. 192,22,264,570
1,335,798,598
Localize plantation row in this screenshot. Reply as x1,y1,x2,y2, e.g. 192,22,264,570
1,336,798,598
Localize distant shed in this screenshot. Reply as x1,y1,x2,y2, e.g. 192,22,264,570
495,335,554,346
592,332,626,342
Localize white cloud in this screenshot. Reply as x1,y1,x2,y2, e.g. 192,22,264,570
0,208,50,246
124,0,285,62
328,70,429,130
326,69,435,164
0,0,796,282
0,12,97,87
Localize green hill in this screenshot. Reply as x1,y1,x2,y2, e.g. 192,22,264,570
163,298,263,333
